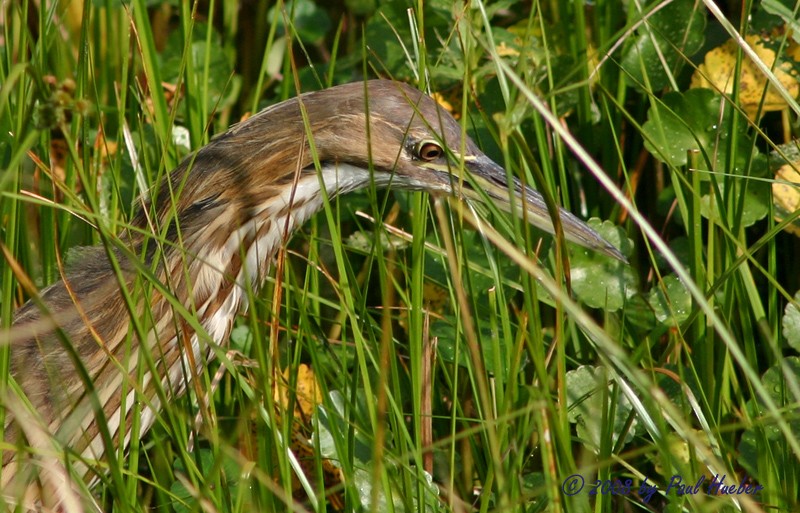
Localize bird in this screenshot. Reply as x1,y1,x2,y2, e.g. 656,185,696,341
1,79,623,510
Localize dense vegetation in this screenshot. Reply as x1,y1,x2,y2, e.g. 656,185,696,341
1,0,799,511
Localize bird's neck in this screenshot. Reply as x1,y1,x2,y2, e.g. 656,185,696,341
175,163,386,335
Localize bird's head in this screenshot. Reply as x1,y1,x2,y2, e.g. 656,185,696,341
163,80,624,261
295,80,623,261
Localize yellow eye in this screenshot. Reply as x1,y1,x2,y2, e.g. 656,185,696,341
416,141,444,161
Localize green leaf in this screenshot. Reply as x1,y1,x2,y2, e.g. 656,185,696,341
621,0,706,90
647,274,692,327
434,316,524,379
229,324,253,353
565,365,637,452
345,0,377,16
643,89,744,169
522,472,548,510
782,292,800,352
316,390,377,464
315,390,444,512
643,89,771,229
268,0,332,44
738,357,800,479
348,465,444,512
653,236,691,272
170,448,243,513
568,219,638,311
761,0,800,44
699,178,770,227
423,229,520,306
621,293,658,333
159,22,236,114
363,1,454,81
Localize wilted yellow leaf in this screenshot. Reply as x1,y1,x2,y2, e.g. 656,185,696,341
496,41,520,57
273,363,323,419
270,364,345,509
773,162,800,236
430,92,452,112
691,35,800,119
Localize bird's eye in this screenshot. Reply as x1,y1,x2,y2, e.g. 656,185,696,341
415,141,444,161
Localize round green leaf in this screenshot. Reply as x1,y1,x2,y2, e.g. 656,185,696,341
568,219,638,311
434,316,522,379
268,0,332,43
170,448,243,513
647,274,692,326
782,292,800,351
738,357,800,479
565,365,636,452
159,23,236,114
621,0,706,90
643,89,731,168
699,179,770,227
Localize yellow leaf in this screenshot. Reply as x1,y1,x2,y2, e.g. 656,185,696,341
496,41,520,57
269,364,344,509
273,363,323,419
773,162,800,236
423,282,449,313
691,35,800,119
431,91,455,114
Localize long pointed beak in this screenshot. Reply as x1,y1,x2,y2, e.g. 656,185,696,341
459,155,627,262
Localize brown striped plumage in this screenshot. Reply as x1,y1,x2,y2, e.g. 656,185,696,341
1,80,623,510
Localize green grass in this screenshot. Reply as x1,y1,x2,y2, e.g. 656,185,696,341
2,0,800,512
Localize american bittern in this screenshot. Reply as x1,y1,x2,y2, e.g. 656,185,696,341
2,80,622,509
